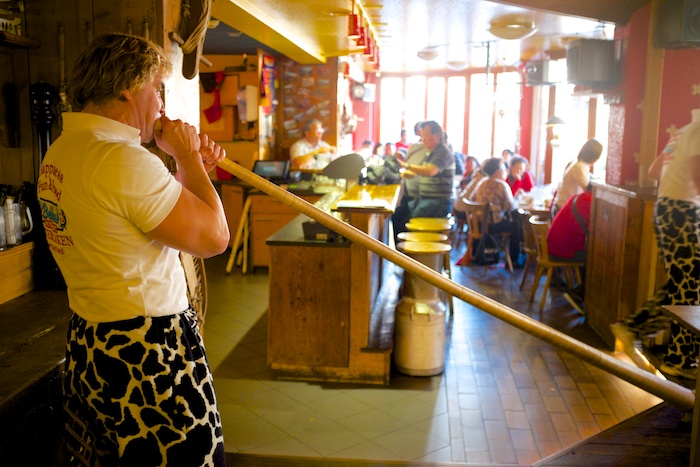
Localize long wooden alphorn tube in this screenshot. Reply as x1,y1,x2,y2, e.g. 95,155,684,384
212,158,693,410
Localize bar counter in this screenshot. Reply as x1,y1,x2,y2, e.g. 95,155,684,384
266,184,401,385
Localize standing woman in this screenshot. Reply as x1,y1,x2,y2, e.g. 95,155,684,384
552,139,603,216
647,109,700,376
37,34,229,465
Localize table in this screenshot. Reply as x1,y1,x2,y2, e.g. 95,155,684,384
659,305,700,466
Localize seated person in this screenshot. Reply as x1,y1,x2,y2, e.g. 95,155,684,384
506,155,535,197
471,157,522,267
395,129,411,154
357,139,373,164
460,155,481,188
452,164,484,220
290,119,337,170
383,142,397,159
547,184,592,314
552,139,603,216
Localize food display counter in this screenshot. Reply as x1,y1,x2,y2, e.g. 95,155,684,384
266,184,401,385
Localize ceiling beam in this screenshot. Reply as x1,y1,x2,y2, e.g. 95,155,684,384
493,0,650,24
211,0,327,64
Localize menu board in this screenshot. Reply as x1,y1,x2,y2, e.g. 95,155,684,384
279,59,338,148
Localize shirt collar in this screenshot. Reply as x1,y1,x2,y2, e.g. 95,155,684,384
62,112,142,144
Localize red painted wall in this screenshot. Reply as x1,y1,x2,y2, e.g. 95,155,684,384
608,5,649,186
658,48,700,153
609,4,700,186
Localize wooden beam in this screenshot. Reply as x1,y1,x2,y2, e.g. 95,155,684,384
638,0,665,187
211,0,326,65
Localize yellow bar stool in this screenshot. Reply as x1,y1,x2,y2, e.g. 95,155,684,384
405,217,454,234
395,241,451,376
397,231,449,243
403,220,454,317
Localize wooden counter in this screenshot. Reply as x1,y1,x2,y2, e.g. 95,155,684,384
0,290,71,464
266,184,401,385
585,183,665,347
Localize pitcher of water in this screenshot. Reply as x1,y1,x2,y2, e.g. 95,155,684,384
4,199,33,246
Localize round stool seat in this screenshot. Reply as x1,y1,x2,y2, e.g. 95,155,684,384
405,220,452,233
397,232,448,243
410,217,455,226
397,241,451,255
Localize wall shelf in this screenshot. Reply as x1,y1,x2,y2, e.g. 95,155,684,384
0,32,39,49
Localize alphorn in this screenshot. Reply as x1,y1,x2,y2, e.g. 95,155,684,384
211,157,695,410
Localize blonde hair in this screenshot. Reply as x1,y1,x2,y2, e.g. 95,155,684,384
68,34,172,111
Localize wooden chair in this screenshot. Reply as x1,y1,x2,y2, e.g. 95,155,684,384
514,208,537,290
450,213,468,249
458,199,486,265
528,216,585,312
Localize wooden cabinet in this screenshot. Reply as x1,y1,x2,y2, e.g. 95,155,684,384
585,184,665,348
266,185,401,385
268,242,351,368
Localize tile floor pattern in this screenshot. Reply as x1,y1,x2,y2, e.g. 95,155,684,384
202,251,661,465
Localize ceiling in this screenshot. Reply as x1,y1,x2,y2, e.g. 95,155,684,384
204,0,650,72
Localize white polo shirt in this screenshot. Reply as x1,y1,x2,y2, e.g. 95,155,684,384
37,113,188,322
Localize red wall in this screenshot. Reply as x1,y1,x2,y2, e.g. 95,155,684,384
519,85,534,161
608,5,649,186
658,48,700,153
609,3,700,186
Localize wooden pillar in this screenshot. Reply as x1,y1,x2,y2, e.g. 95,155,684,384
638,0,665,187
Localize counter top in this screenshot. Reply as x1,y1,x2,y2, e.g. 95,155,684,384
592,181,657,200
266,214,350,247
333,184,401,213
0,290,71,412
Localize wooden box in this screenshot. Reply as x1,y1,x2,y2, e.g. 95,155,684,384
0,242,34,305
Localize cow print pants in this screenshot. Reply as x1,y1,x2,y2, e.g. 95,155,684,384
64,308,226,466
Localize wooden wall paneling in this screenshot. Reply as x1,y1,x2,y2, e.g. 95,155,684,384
585,185,661,348
91,0,158,38
24,0,94,173
585,187,628,347
268,245,350,368
0,46,34,187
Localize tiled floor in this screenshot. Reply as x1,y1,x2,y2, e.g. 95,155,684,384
202,247,662,465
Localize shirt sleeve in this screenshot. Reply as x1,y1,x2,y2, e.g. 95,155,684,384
92,145,182,233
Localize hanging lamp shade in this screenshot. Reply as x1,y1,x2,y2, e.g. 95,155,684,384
545,116,565,126
355,26,367,47
417,47,439,61
363,36,373,57
489,18,537,40
348,14,361,39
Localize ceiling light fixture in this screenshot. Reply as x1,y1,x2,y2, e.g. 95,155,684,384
446,60,468,71
488,17,537,40
417,47,439,61
545,116,565,126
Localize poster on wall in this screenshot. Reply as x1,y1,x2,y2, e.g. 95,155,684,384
261,55,276,116
279,60,337,147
